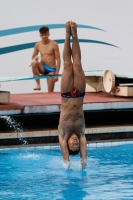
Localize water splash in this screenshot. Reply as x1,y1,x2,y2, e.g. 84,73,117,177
1,115,28,145
62,159,84,171
18,133,28,145
1,116,23,132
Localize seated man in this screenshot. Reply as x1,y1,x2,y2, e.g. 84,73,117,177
30,26,61,92
58,21,87,170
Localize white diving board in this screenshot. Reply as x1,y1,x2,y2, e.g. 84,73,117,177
0,71,104,82
1,70,133,83
0,74,62,82
1,69,133,102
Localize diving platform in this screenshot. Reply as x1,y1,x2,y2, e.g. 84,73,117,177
1,70,133,104
0,91,133,116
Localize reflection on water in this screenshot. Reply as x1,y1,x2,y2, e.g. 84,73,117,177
0,144,133,199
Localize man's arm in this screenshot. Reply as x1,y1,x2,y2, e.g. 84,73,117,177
80,134,87,170
29,44,39,66
32,43,39,60
58,135,70,161
58,127,70,169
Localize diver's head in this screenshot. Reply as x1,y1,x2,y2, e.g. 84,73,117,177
67,133,80,155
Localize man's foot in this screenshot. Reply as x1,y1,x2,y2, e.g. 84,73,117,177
70,21,77,38
65,21,71,37
34,86,41,90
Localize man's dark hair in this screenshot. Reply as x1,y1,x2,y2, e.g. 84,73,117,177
39,26,49,34
68,147,80,156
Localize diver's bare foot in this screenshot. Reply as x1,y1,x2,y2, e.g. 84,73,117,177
65,21,71,37
34,86,41,90
70,21,77,38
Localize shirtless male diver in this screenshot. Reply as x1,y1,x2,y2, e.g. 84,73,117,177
58,21,87,170
30,26,61,91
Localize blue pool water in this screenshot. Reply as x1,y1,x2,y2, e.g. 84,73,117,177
0,143,133,200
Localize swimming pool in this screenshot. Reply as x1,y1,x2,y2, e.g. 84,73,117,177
0,142,133,200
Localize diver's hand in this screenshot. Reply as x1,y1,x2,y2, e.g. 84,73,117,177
81,159,87,170
64,160,71,170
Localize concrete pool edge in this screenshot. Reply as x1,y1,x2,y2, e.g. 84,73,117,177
1,125,133,146
1,125,133,139
0,139,133,149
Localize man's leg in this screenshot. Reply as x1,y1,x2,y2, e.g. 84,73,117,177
31,61,45,90
70,21,85,92
46,72,55,92
61,22,74,93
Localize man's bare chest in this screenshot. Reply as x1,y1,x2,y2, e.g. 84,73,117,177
39,45,54,55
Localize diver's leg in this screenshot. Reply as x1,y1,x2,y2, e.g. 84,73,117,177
70,21,85,92
61,22,74,93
